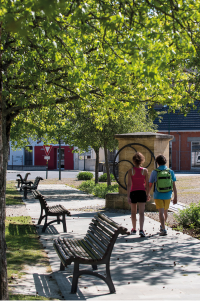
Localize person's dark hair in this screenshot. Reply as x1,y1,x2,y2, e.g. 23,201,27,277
132,152,145,166
155,154,167,165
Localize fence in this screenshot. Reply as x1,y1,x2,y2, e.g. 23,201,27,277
7,155,46,171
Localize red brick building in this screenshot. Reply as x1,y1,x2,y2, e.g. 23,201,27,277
154,104,200,171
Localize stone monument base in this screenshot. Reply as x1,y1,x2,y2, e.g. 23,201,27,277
105,193,156,211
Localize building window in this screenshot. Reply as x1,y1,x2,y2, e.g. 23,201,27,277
24,146,33,166
191,142,200,168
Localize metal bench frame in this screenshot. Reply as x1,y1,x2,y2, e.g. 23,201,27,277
53,213,129,294
22,176,43,199
32,190,71,232
16,172,31,190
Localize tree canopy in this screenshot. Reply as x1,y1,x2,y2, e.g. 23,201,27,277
2,0,200,136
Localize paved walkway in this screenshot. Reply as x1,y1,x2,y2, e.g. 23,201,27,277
14,184,200,300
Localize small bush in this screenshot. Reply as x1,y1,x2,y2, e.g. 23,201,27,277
99,173,115,182
78,180,95,194
78,180,118,198
174,202,200,230
77,172,93,180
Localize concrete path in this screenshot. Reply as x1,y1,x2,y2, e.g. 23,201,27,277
17,184,200,300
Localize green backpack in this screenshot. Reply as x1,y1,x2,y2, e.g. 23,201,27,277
155,168,173,193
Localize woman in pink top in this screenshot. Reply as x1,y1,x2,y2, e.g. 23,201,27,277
127,152,150,237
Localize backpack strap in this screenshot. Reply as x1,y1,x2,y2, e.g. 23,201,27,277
155,168,171,173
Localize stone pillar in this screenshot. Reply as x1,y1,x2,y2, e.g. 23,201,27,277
105,132,174,211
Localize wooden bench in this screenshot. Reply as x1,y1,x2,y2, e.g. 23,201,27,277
53,213,129,294
32,190,71,233
22,176,43,199
16,172,31,190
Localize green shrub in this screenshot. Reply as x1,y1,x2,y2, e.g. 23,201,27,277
99,173,115,182
174,202,200,229
78,180,118,198
77,171,93,180
78,180,95,194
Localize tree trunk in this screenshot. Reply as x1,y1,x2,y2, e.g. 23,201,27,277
94,148,99,184
0,21,9,300
104,142,111,186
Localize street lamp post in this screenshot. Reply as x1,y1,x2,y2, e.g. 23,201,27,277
59,139,61,180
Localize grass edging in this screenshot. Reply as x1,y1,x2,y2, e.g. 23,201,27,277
6,181,56,300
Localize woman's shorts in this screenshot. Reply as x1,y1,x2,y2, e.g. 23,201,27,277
130,190,147,203
154,199,171,210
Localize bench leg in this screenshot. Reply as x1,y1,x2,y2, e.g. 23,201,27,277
71,262,79,294
38,209,44,225
71,263,115,294
60,262,65,271
62,214,67,232
42,216,48,232
24,188,27,199
57,215,60,224
92,265,98,270
105,262,115,293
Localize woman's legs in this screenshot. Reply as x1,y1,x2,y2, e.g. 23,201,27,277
130,203,137,230
138,203,145,231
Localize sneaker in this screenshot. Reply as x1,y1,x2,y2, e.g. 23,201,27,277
131,229,136,234
160,225,163,231
160,229,167,236
139,230,146,237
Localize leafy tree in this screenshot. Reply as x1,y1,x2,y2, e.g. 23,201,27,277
1,0,200,298
61,104,156,185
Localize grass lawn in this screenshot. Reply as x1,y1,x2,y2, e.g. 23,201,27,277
6,181,57,300
6,181,25,206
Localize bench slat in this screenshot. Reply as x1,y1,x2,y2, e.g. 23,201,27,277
92,219,114,238
78,240,98,260
80,240,101,260
88,225,110,246
61,239,79,257
87,230,107,251
54,239,73,265
67,239,91,260
66,239,91,260
48,205,70,215
58,238,75,258
91,221,112,240
94,216,117,233
85,234,107,257
97,213,120,229
83,237,104,259
65,239,85,259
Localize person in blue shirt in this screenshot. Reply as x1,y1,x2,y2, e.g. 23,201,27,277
148,154,177,236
